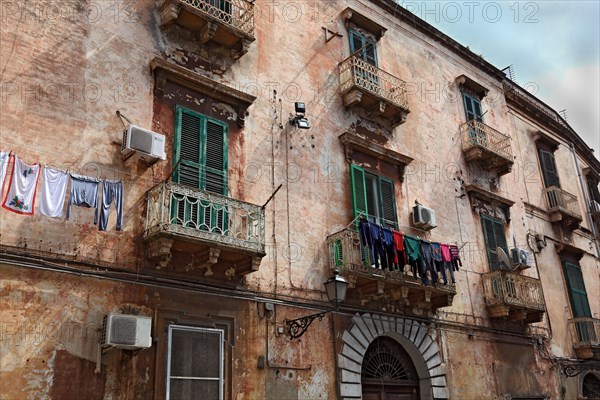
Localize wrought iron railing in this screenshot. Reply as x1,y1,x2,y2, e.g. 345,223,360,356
177,0,254,37
339,55,409,111
482,270,545,311
459,120,513,161
144,182,265,254
326,228,455,290
543,186,581,218
568,317,600,347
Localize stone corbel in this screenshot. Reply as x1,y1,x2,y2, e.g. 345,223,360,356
251,256,262,272
368,101,386,117
147,237,174,269
200,21,219,44
231,39,251,60
158,0,181,26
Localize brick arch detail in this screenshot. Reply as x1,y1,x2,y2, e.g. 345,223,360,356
338,313,449,400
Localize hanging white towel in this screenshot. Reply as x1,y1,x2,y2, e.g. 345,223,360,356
0,151,9,194
39,167,68,217
2,156,41,215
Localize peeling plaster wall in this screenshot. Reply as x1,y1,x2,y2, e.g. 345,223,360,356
0,0,598,399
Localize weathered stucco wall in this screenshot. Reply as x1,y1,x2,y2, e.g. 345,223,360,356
1,0,598,399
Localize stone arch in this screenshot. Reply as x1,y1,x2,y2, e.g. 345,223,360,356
338,313,448,400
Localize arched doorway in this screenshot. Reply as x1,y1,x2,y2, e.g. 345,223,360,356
361,337,420,400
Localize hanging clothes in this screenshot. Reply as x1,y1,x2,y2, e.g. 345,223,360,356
368,221,384,269
404,235,428,285
381,227,396,271
439,243,456,284
2,156,41,215
433,242,455,284
67,174,99,224
449,244,463,271
420,241,438,285
39,167,69,218
0,151,9,194
99,180,123,231
392,230,407,268
359,219,376,267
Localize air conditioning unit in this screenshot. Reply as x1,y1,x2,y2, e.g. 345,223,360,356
412,205,437,230
122,124,166,161
590,200,600,213
100,314,152,350
511,247,530,267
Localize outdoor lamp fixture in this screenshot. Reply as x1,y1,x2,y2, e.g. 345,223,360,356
285,270,348,339
289,102,311,129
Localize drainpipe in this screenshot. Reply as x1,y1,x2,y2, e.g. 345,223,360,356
568,142,600,258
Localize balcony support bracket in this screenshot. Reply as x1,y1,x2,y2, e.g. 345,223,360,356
147,237,174,269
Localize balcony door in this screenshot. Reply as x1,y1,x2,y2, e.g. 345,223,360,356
349,30,380,93
563,261,595,342
173,106,228,233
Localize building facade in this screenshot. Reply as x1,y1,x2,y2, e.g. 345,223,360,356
0,0,599,399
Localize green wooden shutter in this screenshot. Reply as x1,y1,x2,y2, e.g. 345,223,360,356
481,214,508,270
538,149,560,188
350,164,368,222
462,93,483,122
563,262,592,318
175,107,203,188
204,119,228,196
378,176,397,229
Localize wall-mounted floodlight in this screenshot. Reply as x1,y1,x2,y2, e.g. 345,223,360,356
289,102,311,129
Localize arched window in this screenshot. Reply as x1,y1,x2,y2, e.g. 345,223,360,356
583,372,600,399
361,337,420,400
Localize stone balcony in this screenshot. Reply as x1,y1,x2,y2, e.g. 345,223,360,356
482,270,545,323
143,182,265,279
338,55,410,127
459,120,514,176
543,186,583,230
568,317,600,360
158,0,255,59
327,228,455,312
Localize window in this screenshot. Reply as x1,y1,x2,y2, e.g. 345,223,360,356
174,106,228,194
462,91,483,122
563,262,591,318
172,106,228,232
582,373,600,399
349,29,377,66
537,148,560,189
563,261,596,344
350,164,397,229
166,325,224,400
481,214,509,270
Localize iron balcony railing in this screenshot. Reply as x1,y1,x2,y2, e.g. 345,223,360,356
568,317,600,347
459,120,513,161
339,55,409,111
543,186,582,218
144,182,265,254
326,228,455,288
482,270,545,311
177,0,254,37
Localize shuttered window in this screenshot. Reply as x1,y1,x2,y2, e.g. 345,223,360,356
537,148,560,189
174,106,228,195
350,164,397,229
349,30,377,66
563,262,591,318
173,106,228,232
462,92,483,122
481,214,509,271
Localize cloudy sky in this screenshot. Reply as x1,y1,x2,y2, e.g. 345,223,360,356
399,0,599,159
